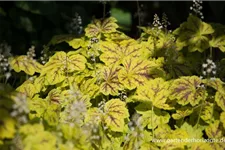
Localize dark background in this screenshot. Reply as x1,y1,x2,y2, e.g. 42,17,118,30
0,1,225,55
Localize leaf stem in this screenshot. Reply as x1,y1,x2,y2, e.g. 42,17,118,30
151,104,154,139
195,90,207,128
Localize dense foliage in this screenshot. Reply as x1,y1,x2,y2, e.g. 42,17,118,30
1,5,225,150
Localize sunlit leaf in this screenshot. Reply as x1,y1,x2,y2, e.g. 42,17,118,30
103,99,129,132
41,51,86,85
9,55,43,75
99,65,123,96
85,17,118,38
135,78,173,110
99,39,142,65
140,109,170,129
169,76,206,106
118,57,158,90
22,131,57,150
220,112,225,129
67,38,87,49
205,120,222,138
80,78,100,98
215,90,225,111
200,102,214,123
0,109,16,139
172,106,193,120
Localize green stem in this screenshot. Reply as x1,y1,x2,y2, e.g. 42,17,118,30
151,104,154,139
210,46,213,59
195,91,207,128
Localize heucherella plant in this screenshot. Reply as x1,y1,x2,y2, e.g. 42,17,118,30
1,5,225,150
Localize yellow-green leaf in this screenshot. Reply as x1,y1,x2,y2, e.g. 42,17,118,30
100,65,123,96
67,38,86,49
41,51,86,85
16,83,37,99
118,57,158,90
220,112,225,129
99,39,142,65
172,106,193,120
210,35,225,52
170,76,206,106
85,17,118,38
174,14,214,52
103,99,129,132
80,78,99,98
136,78,173,110
140,109,170,129
0,109,16,139
205,120,222,138
9,55,43,75
215,90,225,111
200,102,214,123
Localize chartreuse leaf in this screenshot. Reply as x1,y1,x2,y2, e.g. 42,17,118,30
180,122,203,139
66,37,87,49
200,102,214,123
16,83,37,99
210,35,225,52
99,65,123,96
41,51,86,85
0,109,16,139
20,124,57,150
205,121,225,150
123,130,153,150
170,76,206,106
23,131,57,150
118,57,159,90
80,78,100,98
220,112,225,129
28,96,47,119
154,124,171,141
161,128,189,150
215,89,225,111
140,109,170,129
172,106,193,120
85,107,102,124
9,55,43,75
99,39,142,65
174,14,214,52
205,120,222,139
85,17,118,38
135,78,173,110
19,123,44,135
203,78,224,91
190,143,213,150
103,99,129,132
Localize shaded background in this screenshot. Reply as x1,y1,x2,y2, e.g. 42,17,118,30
1,1,225,55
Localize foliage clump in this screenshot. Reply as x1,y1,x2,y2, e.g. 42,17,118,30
1,8,225,150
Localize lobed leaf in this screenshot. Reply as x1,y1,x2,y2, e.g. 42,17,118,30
41,51,86,85
136,78,173,109
103,99,129,132
100,65,123,96
99,39,142,65
118,57,157,90
169,76,206,106
9,55,43,75
85,17,118,38
0,109,16,139
174,14,214,52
